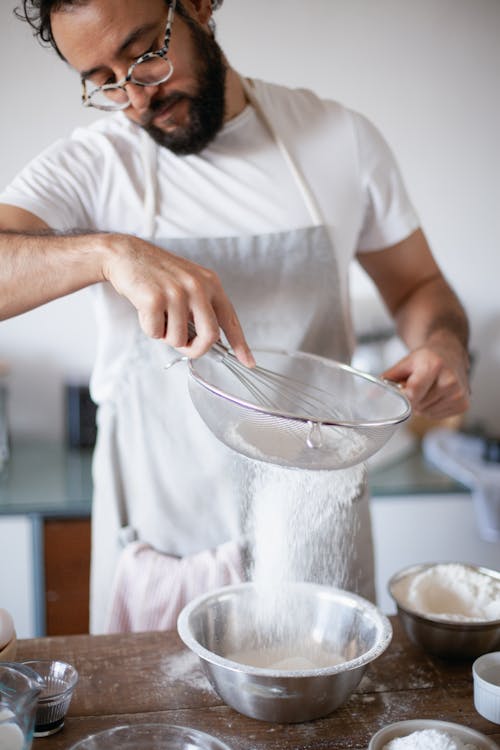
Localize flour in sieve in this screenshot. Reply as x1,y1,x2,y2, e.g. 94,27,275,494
393,564,500,621
382,728,478,750
226,419,369,468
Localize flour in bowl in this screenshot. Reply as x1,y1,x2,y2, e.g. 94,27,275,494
392,563,500,622
382,728,478,750
226,644,345,670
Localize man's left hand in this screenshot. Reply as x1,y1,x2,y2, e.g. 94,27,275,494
382,339,470,419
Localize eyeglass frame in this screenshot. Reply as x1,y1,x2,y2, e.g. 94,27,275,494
81,0,177,111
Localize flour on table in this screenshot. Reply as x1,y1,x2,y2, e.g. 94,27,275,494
382,728,478,750
392,563,500,621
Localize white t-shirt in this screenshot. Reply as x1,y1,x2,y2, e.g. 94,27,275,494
0,79,419,400
0,79,417,245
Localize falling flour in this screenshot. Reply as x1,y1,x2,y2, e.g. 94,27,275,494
382,729,478,750
235,456,366,668
392,563,500,621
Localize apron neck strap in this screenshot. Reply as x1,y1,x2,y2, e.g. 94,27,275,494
140,128,158,237
240,77,324,227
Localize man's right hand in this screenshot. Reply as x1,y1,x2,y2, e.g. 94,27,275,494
100,232,254,365
0,205,254,367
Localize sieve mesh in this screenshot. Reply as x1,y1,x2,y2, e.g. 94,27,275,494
188,349,411,470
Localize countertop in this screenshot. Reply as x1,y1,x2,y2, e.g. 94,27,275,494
0,437,466,517
16,617,499,749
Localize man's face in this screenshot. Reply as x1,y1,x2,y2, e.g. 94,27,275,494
51,0,227,154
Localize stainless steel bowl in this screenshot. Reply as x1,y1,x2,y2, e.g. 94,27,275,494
177,582,392,723
389,563,500,660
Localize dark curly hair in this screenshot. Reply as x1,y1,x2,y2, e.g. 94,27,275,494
14,0,186,59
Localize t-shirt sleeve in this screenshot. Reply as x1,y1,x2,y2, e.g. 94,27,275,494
0,133,103,231
351,111,420,252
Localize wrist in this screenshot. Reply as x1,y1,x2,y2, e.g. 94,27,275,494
97,232,127,282
426,329,471,372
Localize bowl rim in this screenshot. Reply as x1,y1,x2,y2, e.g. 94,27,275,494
68,723,232,750
368,719,499,750
388,562,500,628
21,659,79,699
177,581,393,677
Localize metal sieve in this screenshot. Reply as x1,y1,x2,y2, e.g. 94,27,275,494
187,347,411,470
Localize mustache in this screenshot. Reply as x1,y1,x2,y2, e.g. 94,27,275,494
140,92,192,128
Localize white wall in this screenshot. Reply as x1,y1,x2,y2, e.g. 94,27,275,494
0,0,499,439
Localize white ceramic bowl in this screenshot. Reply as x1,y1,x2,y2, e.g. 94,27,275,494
0,608,15,651
368,719,498,750
0,633,17,662
473,651,500,724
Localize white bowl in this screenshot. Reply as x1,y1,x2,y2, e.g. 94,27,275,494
368,719,498,750
0,633,17,662
473,651,500,724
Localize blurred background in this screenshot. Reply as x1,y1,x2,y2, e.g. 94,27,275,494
0,0,499,441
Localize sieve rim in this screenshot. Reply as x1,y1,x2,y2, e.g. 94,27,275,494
188,348,412,428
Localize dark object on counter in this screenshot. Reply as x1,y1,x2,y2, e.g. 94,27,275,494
65,384,97,448
483,436,500,463
22,659,79,737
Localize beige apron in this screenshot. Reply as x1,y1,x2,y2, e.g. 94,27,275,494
90,82,375,633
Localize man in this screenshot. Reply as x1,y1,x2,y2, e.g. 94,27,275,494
0,0,470,632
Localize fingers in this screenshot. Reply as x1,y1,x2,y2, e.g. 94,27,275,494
105,236,253,363
382,349,470,419
162,264,254,365
213,296,256,368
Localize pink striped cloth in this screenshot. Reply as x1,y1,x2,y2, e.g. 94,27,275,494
104,539,245,633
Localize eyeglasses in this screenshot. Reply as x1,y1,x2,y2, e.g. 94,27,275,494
81,0,177,111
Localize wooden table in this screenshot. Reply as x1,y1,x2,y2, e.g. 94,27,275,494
17,618,500,749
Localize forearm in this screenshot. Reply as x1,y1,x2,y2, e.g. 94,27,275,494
0,228,255,365
392,274,470,360
0,230,108,319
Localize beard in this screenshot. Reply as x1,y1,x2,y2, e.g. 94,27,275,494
140,18,227,155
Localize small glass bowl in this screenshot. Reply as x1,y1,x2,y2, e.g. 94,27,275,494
69,724,232,749
22,659,79,737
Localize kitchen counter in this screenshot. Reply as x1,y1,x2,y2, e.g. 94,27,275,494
0,439,93,517
16,617,500,749
0,437,466,517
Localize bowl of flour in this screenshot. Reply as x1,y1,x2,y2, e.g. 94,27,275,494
388,563,500,659
368,719,498,750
